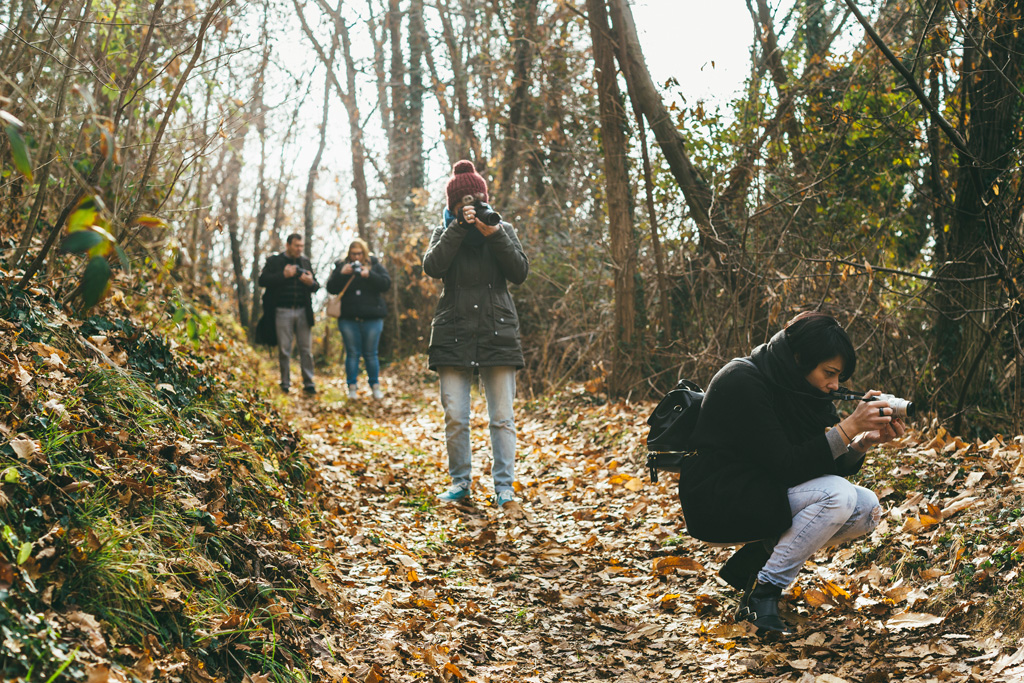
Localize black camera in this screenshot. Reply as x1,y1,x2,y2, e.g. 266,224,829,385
295,267,310,277
351,260,362,275
460,200,502,227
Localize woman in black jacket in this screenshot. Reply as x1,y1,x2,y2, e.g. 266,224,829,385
679,312,905,636
326,238,391,399
422,160,529,517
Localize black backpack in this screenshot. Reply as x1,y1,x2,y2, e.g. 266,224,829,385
644,378,704,483
645,358,756,482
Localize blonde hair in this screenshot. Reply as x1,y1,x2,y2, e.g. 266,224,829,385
347,238,372,262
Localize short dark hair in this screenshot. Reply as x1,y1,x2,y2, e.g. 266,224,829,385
784,311,856,381
286,233,303,245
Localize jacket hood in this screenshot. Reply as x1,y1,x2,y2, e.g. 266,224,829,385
750,329,833,401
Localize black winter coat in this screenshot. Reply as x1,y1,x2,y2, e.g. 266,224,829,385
678,330,865,543
326,256,391,319
422,219,529,370
257,253,319,329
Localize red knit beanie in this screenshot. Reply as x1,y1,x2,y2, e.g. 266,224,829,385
445,160,488,211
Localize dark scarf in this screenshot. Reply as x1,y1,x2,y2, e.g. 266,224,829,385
442,208,486,247
749,329,839,443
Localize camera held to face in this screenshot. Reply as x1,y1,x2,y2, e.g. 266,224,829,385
459,195,502,227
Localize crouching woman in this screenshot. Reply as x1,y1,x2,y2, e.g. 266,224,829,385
679,312,905,636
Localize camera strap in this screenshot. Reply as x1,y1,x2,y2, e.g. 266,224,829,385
338,273,356,298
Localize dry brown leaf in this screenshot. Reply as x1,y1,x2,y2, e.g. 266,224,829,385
65,611,107,654
816,675,850,683
803,588,830,607
652,556,704,574
10,435,43,462
885,611,944,630
86,664,111,683
789,658,817,670
443,662,464,680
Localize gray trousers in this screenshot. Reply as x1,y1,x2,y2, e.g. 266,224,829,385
275,307,315,390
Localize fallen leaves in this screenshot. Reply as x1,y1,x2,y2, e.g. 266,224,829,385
652,555,705,575
9,435,44,464
885,611,945,630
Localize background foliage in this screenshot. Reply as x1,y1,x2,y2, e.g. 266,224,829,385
2,0,1023,437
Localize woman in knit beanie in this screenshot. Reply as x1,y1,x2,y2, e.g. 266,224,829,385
423,160,530,518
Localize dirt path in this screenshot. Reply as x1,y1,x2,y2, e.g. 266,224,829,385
277,360,1024,683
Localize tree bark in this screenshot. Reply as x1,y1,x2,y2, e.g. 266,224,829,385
588,0,640,397
753,0,806,172
224,131,250,328
304,54,337,254
339,15,372,243
387,0,408,208
248,3,271,342
607,0,735,256
437,0,482,162
497,0,540,195
407,0,426,192
933,3,1024,410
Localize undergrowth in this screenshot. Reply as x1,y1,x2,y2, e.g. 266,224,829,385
0,276,331,682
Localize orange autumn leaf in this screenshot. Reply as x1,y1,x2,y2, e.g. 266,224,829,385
652,556,704,574
803,589,830,607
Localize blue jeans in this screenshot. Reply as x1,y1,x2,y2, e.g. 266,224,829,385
338,317,384,386
758,475,881,588
438,366,517,494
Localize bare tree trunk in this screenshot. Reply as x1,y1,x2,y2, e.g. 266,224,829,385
270,179,287,254
424,31,458,166
341,24,372,243
387,0,408,209
588,0,640,396
497,0,540,195
934,4,1024,418
304,58,336,254
191,50,222,284
367,0,393,157
753,0,806,172
607,0,735,257
437,0,481,162
248,3,271,342
224,136,251,328
314,0,373,244
407,0,426,192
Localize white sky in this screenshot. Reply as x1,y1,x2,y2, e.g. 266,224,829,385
224,0,781,267
632,0,757,107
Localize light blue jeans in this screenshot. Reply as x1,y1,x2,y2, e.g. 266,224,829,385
758,475,881,588
338,317,384,386
438,365,517,494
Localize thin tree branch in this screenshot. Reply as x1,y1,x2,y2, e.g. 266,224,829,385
841,0,972,161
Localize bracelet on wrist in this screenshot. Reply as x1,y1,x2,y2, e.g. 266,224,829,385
837,423,852,442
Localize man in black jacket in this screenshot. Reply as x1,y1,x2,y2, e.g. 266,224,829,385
258,233,319,394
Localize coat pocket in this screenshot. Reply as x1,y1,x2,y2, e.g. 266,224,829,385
429,308,458,347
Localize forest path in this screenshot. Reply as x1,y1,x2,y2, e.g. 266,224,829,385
271,357,1023,683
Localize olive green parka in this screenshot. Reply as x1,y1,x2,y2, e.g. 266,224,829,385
422,219,529,370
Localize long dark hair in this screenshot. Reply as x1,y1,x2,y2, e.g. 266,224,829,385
784,311,856,381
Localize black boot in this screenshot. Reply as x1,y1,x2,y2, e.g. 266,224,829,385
719,542,772,591
737,579,795,637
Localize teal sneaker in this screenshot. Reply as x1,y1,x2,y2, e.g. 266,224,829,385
438,485,470,503
495,490,516,506
496,490,524,519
